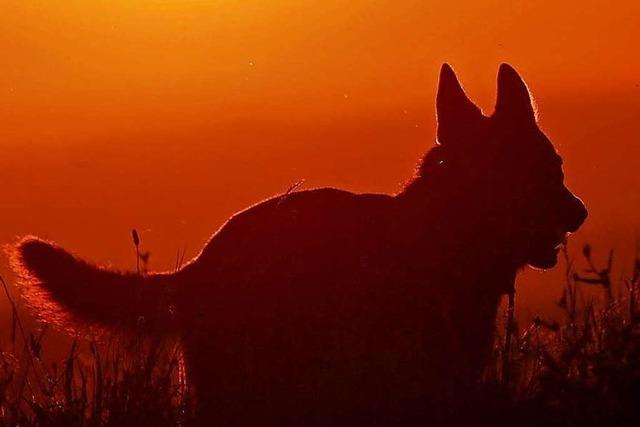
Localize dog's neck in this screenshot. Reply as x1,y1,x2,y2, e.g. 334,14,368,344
396,174,520,296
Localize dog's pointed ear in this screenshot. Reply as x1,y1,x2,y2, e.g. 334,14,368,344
436,64,483,145
494,63,536,123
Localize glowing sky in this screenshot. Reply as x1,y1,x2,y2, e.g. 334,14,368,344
1,1,639,320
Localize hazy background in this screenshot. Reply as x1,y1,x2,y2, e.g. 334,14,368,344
1,1,639,334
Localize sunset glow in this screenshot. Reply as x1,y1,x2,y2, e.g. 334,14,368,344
3,3,640,425
1,0,639,316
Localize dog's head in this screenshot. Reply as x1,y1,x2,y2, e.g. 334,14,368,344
420,64,587,269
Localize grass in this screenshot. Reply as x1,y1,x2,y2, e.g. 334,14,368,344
475,245,640,426
1,245,640,426
0,279,194,427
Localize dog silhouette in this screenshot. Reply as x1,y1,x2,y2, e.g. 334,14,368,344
13,64,587,426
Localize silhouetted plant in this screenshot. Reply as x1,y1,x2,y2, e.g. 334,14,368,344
479,244,640,426
0,275,194,427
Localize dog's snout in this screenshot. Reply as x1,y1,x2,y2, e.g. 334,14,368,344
563,192,588,233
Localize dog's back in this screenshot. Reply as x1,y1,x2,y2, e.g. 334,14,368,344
177,188,470,425
175,189,452,425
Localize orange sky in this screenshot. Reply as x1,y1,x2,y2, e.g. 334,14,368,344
1,0,639,324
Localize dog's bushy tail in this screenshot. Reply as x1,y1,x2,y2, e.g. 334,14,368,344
11,236,177,335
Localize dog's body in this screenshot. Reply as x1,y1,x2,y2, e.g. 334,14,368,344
14,64,587,426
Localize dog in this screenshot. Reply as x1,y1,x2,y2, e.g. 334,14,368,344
12,64,587,426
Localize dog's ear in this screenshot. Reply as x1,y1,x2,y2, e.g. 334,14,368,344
494,63,536,123
436,64,484,145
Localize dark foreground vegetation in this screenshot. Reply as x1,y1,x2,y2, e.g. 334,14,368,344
1,245,639,427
